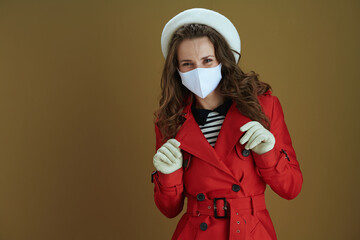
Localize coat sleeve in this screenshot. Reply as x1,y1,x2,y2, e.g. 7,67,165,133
251,95,303,200
151,123,185,218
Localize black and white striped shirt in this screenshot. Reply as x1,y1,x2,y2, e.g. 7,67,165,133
191,98,233,147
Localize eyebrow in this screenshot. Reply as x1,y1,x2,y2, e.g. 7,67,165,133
179,55,215,63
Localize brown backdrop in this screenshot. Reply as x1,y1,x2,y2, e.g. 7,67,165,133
0,0,359,239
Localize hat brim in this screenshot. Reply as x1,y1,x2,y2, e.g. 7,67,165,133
161,8,241,63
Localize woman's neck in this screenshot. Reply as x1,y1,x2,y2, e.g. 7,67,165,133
194,89,225,110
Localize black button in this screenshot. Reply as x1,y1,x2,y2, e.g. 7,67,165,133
242,149,250,157
200,222,208,231
197,193,205,201
232,184,241,192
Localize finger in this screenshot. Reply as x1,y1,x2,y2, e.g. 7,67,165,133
239,124,262,145
163,146,182,167
249,134,266,149
153,155,165,169
155,151,173,165
164,142,182,159
153,158,169,173
155,152,172,165
240,121,260,132
245,128,264,149
248,134,266,150
158,146,177,163
168,139,181,148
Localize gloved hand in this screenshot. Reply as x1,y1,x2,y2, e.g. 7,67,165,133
153,138,183,174
239,121,275,155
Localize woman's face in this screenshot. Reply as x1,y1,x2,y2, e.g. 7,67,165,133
177,36,219,73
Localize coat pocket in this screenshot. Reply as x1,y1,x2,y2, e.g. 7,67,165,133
250,210,276,240
239,213,260,240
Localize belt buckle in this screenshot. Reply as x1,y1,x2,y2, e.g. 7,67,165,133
213,198,227,219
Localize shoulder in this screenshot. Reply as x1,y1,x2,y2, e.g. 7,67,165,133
257,89,275,106
258,89,273,98
257,90,281,119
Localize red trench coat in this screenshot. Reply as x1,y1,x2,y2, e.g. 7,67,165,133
151,90,303,240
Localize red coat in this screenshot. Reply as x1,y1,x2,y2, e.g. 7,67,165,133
151,90,303,240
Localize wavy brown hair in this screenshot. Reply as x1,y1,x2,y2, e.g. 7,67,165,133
154,23,272,145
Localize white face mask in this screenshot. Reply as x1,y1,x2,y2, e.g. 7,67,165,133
177,63,222,99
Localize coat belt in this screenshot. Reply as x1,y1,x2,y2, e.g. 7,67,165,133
186,193,266,217
186,194,266,239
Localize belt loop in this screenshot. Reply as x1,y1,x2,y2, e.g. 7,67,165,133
192,198,200,217
195,199,200,216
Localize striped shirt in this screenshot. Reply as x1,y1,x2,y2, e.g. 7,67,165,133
199,111,226,147
191,98,233,147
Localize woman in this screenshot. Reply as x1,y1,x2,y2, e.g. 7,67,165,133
151,8,303,240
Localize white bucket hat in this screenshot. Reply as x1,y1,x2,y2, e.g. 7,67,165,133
161,8,241,63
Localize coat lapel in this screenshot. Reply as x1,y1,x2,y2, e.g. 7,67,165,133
175,96,235,179
175,96,252,181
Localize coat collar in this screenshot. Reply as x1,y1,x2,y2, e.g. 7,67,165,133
191,97,233,125
175,95,252,181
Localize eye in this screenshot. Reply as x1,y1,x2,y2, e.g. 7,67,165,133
182,62,191,67
204,59,213,63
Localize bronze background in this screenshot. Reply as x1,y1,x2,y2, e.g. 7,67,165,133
0,0,359,239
